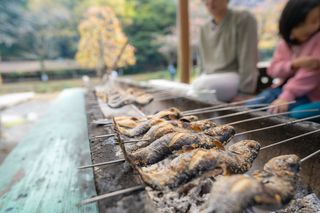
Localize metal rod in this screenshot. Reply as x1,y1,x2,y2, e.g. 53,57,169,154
301,149,320,163
261,129,320,150
226,109,320,126
155,95,184,101
78,159,125,169
207,101,296,121
182,104,268,116
122,138,149,144
234,114,320,137
182,96,266,114
91,120,113,125
90,133,116,139
80,185,145,205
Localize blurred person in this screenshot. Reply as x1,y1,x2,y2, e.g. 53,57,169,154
168,64,176,81
193,0,258,102
247,0,320,120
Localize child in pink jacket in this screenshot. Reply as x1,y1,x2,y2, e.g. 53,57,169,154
248,0,320,119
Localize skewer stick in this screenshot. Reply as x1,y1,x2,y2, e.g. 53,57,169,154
182,96,266,114
300,149,320,163
234,114,320,137
182,104,268,116
207,101,296,121
80,150,320,205
80,185,145,205
90,133,116,139
91,101,267,125
261,129,320,150
226,109,320,126
155,96,184,101
78,159,125,169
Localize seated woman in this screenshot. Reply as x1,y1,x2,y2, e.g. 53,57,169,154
193,0,259,102
247,0,320,120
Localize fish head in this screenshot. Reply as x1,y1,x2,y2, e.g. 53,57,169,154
204,125,235,143
228,140,261,160
264,155,301,177
190,120,217,131
179,115,199,123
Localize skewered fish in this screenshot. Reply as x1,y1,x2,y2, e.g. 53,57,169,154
107,87,154,108
203,155,300,213
125,119,216,153
116,108,183,137
139,120,217,145
128,125,236,166
118,118,165,137
115,116,141,128
138,140,261,190
252,154,300,210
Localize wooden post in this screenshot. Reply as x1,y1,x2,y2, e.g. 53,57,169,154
178,0,191,84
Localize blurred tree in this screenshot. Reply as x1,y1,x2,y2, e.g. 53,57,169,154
124,0,176,72
0,0,28,59
76,6,136,77
154,0,207,66
75,0,135,25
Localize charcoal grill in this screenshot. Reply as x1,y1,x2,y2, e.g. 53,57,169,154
84,80,320,213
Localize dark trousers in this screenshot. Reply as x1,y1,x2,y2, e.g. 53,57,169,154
245,87,320,121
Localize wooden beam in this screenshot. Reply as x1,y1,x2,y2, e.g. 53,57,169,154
178,0,191,84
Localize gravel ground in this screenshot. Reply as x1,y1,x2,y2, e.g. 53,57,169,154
0,93,57,164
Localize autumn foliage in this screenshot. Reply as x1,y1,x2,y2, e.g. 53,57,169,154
76,6,136,77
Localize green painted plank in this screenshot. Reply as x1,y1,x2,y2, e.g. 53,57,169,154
0,89,98,213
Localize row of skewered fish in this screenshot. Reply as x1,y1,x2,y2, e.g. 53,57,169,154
111,107,300,213
96,84,153,108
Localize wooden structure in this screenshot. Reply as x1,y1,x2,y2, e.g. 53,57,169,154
0,89,98,212
178,0,191,84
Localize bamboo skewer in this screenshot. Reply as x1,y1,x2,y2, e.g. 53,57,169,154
80,185,145,205
182,96,266,114
80,147,320,204
78,159,126,169
226,109,320,126
80,117,319,172
234,114,320,137
260,129,320,150
207,101,296,121
155,96,185,101
90,133,116,139
91,97,266,126
182,104,268,116
301,149,320,163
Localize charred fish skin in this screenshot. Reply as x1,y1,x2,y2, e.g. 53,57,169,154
139,149,219,190
118,118,164,137
202,175,277,213
252,154,301,210
203,155,301,213
130,133,175,166
203,125,235,142
139,140,261,190
129,120,213,153
129,130,234,167
226,140,261,174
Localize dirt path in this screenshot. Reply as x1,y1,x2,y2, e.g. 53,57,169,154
0,93,58,164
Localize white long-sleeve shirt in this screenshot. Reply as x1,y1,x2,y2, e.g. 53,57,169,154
198,8,259,94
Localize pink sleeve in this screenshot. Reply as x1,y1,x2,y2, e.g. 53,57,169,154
267,41,294,78
279,70,320,101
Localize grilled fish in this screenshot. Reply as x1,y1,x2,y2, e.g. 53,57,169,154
137,120,217,148
129,125,235,166
138,140,260,190
118,118,165,137
203,155,300,213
